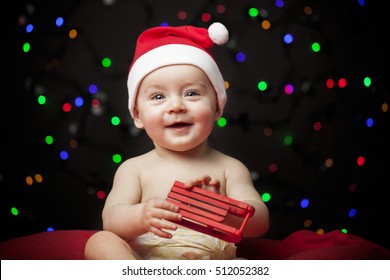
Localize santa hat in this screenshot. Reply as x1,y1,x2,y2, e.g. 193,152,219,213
127,22,229,118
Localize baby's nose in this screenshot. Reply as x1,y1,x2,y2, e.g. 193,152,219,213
168,96,186,113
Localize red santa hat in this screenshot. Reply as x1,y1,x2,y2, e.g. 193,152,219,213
127,22,229,118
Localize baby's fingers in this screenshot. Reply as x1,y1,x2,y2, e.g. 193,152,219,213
158,207,182,222
149,226,175,239
153,201,182,222
159,199,180,213
184,175,212,188
147,198,179,213
149,216,180,238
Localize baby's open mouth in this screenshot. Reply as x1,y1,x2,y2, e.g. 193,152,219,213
167,122,191,129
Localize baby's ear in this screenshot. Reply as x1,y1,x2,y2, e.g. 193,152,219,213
214,106,223,121
133,107,144,129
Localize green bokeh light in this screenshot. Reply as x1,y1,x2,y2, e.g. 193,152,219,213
45,135,54,145
217,117,227,127
262,193,271,202
23,42,31,53
283,135,293,146
257,81,268,92
102,57,112,68
311,42,320,52
37,95,46,105
112,153,122,163
111,116,120,126
363,76,371,87
11,207,19,216
248,7,259,17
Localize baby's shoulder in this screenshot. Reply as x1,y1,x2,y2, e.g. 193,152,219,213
116,151,155,173
211,149,247,168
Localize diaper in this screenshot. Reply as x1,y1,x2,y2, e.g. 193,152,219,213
128,227,237,260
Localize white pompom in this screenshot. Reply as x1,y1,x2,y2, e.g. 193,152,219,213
208,22,229,45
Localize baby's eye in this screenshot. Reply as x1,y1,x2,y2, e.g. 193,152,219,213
185,90,200,97
151,93,165,100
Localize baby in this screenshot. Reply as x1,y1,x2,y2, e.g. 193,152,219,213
84,22,269,260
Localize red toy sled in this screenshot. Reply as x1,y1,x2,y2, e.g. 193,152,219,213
166,180,255,243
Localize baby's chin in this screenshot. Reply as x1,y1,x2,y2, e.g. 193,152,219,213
161,141,208,153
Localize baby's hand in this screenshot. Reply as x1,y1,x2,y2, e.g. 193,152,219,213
184,175,221,194
141,198,182,239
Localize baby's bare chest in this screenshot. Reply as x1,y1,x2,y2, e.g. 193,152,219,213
139,163,226,201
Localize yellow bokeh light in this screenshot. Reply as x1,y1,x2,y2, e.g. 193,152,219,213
261,20,271,30
69,29,78,39
224,80,230,90
26,176,33,185
303,219,312,228
324,158,333,168
35,173,43,183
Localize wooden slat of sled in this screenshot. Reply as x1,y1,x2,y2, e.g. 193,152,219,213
166,181,255,243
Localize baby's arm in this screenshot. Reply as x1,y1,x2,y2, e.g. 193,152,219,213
224,159,270,238
182,168,269,238
101,160,182,240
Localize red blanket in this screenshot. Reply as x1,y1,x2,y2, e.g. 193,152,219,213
0,229,388,260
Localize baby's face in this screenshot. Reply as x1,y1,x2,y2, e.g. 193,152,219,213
134,64,220,152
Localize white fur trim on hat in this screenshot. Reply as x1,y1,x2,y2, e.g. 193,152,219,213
127,44,227,118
